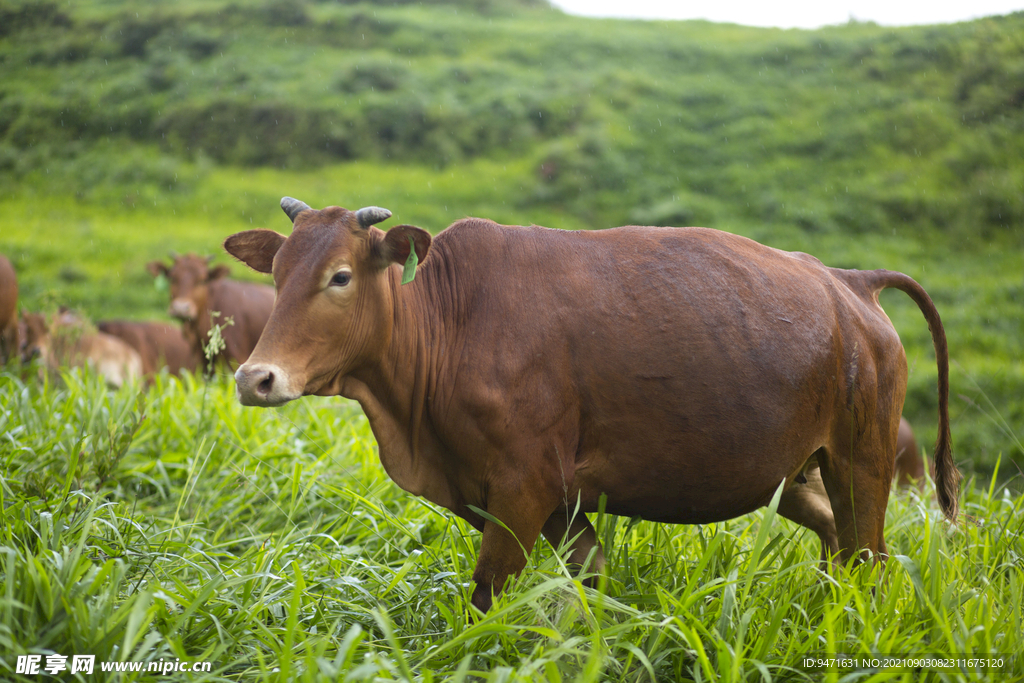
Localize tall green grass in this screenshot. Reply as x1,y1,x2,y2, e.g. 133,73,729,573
2,366,1021,681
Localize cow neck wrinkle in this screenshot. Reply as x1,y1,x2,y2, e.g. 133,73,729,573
337,249,458,507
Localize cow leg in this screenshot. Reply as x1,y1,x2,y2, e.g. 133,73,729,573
542,512,605,580
777,457,840,571
470,496,554,614
819,457,892,564
818,417,896,565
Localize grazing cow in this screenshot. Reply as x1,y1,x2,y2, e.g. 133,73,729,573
0,255,18,364
97,320,198,378
21,311,143,388
147,255,275,372
226,198,960,613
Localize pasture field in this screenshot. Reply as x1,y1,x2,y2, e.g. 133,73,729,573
2,0,1024,680
1,367,1022,682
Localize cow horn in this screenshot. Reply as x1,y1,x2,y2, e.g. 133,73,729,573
355,206,392,229
281,197,312,222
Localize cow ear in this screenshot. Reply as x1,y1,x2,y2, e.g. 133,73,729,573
376,225,431,270
223,229,286,274
207,264,231,281
146,260,169,278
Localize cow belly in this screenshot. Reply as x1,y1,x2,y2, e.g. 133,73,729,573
546,241,844,522
571,378,830,524
563,313,837,522
574,440,817,525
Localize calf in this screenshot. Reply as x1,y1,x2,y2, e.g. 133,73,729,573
147,255,275,372
97,320,198,378
0,255,18,364
226,198,960,612
21,311,143,388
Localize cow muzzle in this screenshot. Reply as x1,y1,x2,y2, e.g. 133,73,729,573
234,362,302,407
169,298,198,320
21,345,42,364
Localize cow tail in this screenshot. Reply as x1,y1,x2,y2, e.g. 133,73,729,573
869,269,960,523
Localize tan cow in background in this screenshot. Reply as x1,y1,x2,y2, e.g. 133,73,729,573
226,198,959,613
21,310,143,388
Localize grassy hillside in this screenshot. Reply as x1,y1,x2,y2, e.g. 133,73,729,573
1,0,1022,468
3,0,1023,233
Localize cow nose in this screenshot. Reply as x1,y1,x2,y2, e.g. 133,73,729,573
254,368,275,398
235,362,299,407
169,298,196,320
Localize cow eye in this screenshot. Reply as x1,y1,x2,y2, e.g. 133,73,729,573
330,271,352,287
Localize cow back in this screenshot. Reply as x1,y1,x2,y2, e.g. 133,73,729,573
76,332,144,388
98,320,198,376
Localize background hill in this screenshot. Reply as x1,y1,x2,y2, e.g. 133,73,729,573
1,0,1022,471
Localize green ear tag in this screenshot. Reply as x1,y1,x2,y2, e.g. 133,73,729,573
154,273,168,292
401,236,418,285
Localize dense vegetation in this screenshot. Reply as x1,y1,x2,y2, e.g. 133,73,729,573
1,371,1021,681
3,0,1023,235
1,0,1023,679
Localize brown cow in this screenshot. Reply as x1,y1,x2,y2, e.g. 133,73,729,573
97,320,198,378
147,255,275,373
225,198,960,613
21,311,143,388
0,255,18,365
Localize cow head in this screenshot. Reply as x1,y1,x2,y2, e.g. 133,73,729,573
224,197,430,407
147,255,230,322
19,312,50,364
18,309,87,364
